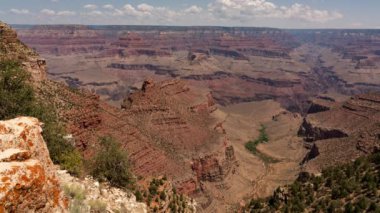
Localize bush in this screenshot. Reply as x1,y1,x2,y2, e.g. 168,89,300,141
135,190,143,202
59,149,83,176
90,136,134,188
63,184,86,201
88,199,107,213
0,61,35,118
0,60,82,175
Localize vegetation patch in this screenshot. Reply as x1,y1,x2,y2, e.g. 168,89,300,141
0,60,82,175
90,136,134,189
245,124,269,154
63,184,87,213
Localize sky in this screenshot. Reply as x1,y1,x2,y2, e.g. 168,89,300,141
0,0,379,28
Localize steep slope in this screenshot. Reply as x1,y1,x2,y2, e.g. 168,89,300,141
1,22,46,82
0,21,150,213
3,22,238,211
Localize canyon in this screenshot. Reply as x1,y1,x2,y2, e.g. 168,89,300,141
14,26,380,112
0,21,379,212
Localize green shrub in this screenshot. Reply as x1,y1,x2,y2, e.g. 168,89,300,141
63,184,86,201
90,136,134,188
59,149,83,176
0,60,82,175
149,183,158,195
88,199,107,213
135,190,143,202
0,61,35,118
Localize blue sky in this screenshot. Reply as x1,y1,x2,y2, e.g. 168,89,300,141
0,0,378,28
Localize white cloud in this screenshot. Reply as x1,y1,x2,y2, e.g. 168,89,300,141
41,9,56,16
184,5,203,14
84,4,98,10
103,3,178,20
86,10,103,16
57,11,76,16
103,4,114,10
122,4,142,16
137,3,154,14
6,0,343,26
10,9,30,15
40,9,75,16
208,0,342,23
279,3,343,22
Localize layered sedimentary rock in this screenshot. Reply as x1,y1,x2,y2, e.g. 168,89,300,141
1,22,46,81
14,25,380,113
16,26,296,58
290,29,380,64
16,25,318,111
191,146,237,183
40,76,226,186
0,117,67,212
3,22,227,193
300,94,380,173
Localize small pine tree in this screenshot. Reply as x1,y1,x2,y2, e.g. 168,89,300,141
90,136,134,188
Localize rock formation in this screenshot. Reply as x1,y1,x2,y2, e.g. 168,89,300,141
300,94,380,173
191,146,237,183
0,117,67,212
0,22,46,82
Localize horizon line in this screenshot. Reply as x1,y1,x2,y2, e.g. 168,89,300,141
9,23,380,31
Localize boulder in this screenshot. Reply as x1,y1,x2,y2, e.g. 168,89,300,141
0,117,67,212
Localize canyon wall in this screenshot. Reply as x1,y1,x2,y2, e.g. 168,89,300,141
300,94,380,173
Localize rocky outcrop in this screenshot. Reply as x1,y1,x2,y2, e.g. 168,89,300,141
192,155,224,182
0,22,46,81
298,118,348,142
191,146,237,183
301,94,380,173
306,97,336,114
0,117,67,212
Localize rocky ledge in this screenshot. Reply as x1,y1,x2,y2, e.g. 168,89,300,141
0,117,67,212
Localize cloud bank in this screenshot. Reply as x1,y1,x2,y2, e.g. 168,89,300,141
5,0,343,26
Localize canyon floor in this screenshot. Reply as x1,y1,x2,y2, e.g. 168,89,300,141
197,100,307,211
